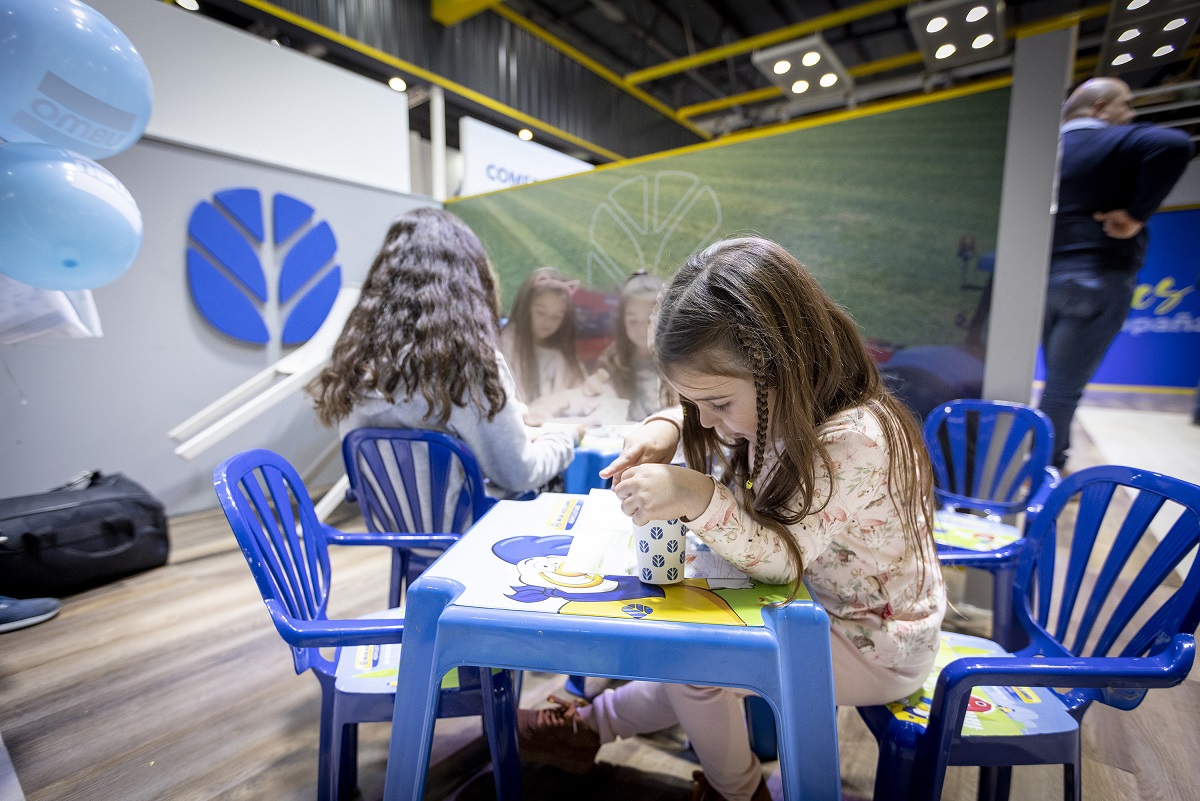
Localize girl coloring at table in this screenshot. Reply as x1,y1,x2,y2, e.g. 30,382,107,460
308,208,575,497
518,236,946,801
499,267,587,420
591,269,677,421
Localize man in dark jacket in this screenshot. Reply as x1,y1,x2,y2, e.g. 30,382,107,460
1041,77,1193,469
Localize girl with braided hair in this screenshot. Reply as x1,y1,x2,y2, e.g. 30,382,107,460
517,236,945,801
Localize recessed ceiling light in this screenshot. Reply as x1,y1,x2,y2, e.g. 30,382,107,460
965,6,988,22
176,0,199,9
388,77,407,92
819,73,838,87
801,51,821,66
1112,53,1134,65
1118,28,1141,41
1152,44,1175,57
927,16,949,33
518,129,533,141
773,60,791,74
935,44,957,59
972,33,994,49
1126,0,1149,9
792,79,810,93
1163,17,1187,31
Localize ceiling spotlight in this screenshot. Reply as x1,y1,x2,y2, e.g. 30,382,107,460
751,32,853,102
1152,44,1176,56
935,43,957,59
1112,53,1134,65
1163,17,1187,30
176,0,200,9
1118,28,1141,40
517,129,533,141
1127,0,1149,9
965,5,988,21
388,77,407,92
972,33,994,48
927,16,949,32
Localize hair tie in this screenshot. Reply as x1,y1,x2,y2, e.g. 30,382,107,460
532,273,581,296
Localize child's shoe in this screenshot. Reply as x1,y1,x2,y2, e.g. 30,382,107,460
689,770,771,801
515,694,599,775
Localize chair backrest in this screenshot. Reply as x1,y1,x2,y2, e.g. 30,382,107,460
214,448,332,675
1015,464,1200,712
341,427,495,537
923,399,1055,517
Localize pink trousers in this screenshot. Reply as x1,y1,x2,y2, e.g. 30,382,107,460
576,626,930,801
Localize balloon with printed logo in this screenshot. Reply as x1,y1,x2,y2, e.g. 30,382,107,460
0,0,153,159
0,141,143,290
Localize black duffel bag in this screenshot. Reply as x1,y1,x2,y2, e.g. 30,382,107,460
0,471,169,598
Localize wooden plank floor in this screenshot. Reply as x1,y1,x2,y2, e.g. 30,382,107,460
2,414,1199,800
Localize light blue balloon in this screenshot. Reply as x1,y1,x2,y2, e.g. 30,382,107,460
0,141,143,290
0,0,153,159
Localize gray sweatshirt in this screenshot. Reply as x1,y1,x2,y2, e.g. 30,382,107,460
338,350,575,497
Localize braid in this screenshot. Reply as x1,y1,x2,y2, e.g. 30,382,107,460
736,324,770,496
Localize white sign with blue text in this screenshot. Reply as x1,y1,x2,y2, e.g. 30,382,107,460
458,117,592,197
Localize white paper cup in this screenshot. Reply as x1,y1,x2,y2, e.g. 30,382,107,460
633,518,687,584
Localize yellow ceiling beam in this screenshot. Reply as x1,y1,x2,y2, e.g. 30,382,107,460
432,0,502,26
678,87,783,119
625,0,910,85
490,5,713,140
231,0,624,161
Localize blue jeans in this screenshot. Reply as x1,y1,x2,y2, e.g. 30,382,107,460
1039,270,1136,468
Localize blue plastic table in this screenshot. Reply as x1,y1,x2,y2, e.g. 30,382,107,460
382,492,842,800
561,428,626,494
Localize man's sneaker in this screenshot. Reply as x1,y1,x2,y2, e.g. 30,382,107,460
516,694,600,775
0,596,61,633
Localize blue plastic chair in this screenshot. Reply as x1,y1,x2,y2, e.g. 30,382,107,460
925,399,1059,648
859,464,1200,801
342,428,499,609
213,448,520,801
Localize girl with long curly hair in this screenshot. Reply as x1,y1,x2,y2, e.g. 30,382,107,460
308,208,575,496
518,236,945,801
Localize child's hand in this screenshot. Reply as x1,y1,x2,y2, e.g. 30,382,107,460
612,464,714,525
600,418,679,485
582,369,612,397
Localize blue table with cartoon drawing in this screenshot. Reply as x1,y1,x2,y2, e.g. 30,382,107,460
382,492,842,801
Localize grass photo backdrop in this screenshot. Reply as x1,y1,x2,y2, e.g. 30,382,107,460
451,87,1009,351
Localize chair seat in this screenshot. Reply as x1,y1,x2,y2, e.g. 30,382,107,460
332,608,472,694
933,510,1022,553
887,632,1078,739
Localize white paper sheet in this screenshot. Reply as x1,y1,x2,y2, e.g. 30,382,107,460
563,489,751,587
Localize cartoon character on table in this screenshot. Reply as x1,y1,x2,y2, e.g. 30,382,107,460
491,535,758,625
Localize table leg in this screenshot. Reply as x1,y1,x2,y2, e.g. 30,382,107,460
767,604,842,801
382,577,459,801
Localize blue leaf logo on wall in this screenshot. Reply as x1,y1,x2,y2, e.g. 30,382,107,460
186,189,342,346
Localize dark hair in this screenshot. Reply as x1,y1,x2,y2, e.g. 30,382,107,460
308,207,506,426
654,236,937,601
504,267,585,401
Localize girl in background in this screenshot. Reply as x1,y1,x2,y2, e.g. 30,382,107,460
500,267,587,419
593,270,676,421
308,208,575,497
518,236,946,801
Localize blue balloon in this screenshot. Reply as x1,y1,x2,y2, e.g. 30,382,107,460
0,141,143,290
0,0,153,159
